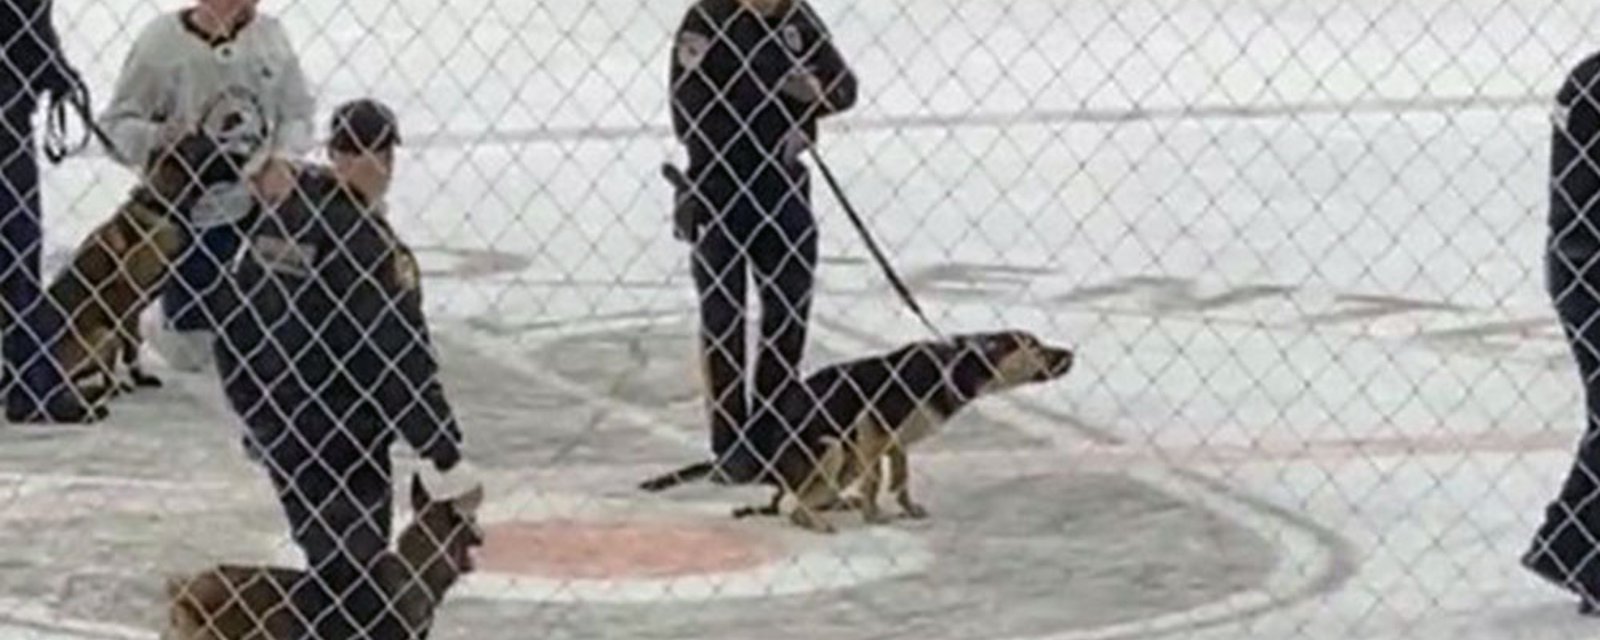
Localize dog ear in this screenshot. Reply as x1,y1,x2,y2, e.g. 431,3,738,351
411,471,430,511
454,484,485,517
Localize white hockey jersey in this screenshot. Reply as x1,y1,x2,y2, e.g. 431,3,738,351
98,10,316,227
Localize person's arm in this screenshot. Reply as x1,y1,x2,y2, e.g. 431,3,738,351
1550,52,1600,265
11,0,82,100
263,17,316,158
329,204,464,471
97,20,179,169
783,1,857,118
669,3,734,144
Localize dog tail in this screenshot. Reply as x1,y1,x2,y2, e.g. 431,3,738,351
639,460,714,492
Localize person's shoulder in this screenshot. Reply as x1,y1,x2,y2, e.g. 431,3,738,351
243,12,294,43
684,0,736,25
1568,51,1600,90
129,11,185,50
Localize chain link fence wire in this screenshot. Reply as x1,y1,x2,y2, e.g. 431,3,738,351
3,0,1600,638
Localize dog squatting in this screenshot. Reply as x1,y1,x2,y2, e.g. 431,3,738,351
42,131,249,419
668,0,859,484
641,330,1076,533
164,474,486,639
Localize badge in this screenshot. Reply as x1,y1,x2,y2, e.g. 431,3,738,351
782,25,804,53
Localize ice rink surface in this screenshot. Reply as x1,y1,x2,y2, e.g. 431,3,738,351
4,0,1600,637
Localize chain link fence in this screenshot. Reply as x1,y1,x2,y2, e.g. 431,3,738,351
3,0,1600,638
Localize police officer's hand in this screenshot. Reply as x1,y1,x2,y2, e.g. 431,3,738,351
44,61,86,104
780,68,827,105
250,156,298,205
420,459,484,503
661,163,703,243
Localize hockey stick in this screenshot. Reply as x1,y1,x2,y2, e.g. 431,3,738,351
807,146,945,341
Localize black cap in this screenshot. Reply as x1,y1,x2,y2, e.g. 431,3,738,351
328,98,401,154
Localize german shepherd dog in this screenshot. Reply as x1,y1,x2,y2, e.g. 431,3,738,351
163,474,486,639
43,132,244,416
640,330,1075,533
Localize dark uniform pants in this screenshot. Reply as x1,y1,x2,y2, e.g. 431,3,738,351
1,93,67,416
692,171,818,483
1532,252,1600,598
164,220,248,333
246,402,396,639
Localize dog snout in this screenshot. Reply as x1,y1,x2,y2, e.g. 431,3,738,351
1045,347,1074,377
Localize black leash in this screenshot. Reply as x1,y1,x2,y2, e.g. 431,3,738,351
43,80,132,166
807,146,944,341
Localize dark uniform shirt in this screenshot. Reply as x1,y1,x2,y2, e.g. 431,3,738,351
1550,51,1600,272
215,165,462,469
669,0,857,195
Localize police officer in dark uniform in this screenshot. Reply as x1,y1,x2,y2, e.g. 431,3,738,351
213,98,478,638
2,0,92,422
1526,50,1600,616
668,0,857,483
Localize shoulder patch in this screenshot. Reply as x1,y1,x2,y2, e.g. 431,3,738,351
251,236,316,278
1554,101,1573,132
676,31,712,70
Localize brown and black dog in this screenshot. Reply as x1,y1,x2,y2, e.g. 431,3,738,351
163,474,486,639
640,330,1075,533
44,132,243,414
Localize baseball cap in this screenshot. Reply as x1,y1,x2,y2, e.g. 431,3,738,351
328,98,402,154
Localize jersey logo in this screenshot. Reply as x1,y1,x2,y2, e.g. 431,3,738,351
676,32,711,70
781,25,804,53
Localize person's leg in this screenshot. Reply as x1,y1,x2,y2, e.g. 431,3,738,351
0,96,89,422
694,198,760,482
1529,256,1600,608
1,98,43,413
156,219,246,372
748,178,817,471
262,410,393,639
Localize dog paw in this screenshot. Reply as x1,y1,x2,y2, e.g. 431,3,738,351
900,502,930,520
790,512,836,534
862,510,893,525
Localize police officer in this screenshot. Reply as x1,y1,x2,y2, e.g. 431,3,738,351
1526,50,1600,616
212,98,477,638
2,0,95,422
668,0,857,483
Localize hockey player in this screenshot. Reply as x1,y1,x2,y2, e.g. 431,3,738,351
2,0,95,422
97,0,315,373
668,0,857,483
212,98,478,638
1525,50,1600,616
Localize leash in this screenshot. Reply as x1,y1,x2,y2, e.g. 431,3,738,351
807,145,945,341
43,79,134,166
